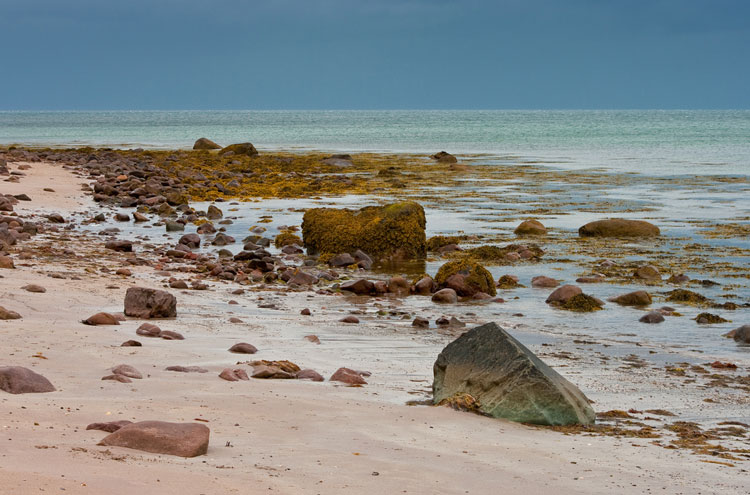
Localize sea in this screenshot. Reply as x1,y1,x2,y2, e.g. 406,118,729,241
1,110,749,176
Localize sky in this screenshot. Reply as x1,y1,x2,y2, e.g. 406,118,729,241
0,0,748,110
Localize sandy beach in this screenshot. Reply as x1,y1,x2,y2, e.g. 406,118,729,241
1,154,748,494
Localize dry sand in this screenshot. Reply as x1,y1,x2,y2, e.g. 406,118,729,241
0,161,747,494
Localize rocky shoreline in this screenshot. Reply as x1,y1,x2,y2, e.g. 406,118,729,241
1,146,749,493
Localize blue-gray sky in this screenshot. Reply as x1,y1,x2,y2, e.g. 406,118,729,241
1,0,748,109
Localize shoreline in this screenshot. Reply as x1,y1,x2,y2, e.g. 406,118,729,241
1,149,749,493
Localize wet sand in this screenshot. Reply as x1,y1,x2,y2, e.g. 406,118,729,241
1,159,749,494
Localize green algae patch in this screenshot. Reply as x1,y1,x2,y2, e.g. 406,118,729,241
274,232,302,248
434,259,497,297
559,293,604,312
426,235,470,252
301,201,426,260
666,289,709,305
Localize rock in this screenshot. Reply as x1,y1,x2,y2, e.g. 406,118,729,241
219,368,249,381
387,276,410,295
105,240,133,252
133,212,149,223
557,293,603,312
634,265,661,280
97,421,210,457
531,276,558,288
579,219,660,238
413,276,435,295
111,364,142,379
121,340,142,347
0,306,21,320
296,369,324,381
514,219,547,236
206,205,223,220
21,284,45,293
321,154,354,167
431,288,458,304
159,330,184,340
136,323,161,337
124,287,177,318
83,312,120,326
169,280,189,289
211,232,235,246
430,151,457,163
730,325,750,343
102,374,131,383
0,255,14,269
178,234,201,249
228,343,258,354
667,273,690,284
115,268,132,276
193,137,221,150
328,253,356,267
694,312,728,324
435,260,496,297
165,366,208,373
609,291,652,306
0,366,56,394
86,420,133,433
545,285,582,305
432,322,595,425
353,249,373,269
287,270,318,286
496,274,520,289
220,142,258,156
250,363,297,379
114,213,130,222
412,316,430,328
302,201,426,260
165,221,185,232
330,367,368,385
340,279,375,295
341,315,360,323
639,311,665,324
47,213,65,223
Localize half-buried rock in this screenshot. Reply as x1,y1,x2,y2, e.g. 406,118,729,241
124,287,177,318
97,421,209,457
433,322,595,426
302,201,426,260
0,366,56,394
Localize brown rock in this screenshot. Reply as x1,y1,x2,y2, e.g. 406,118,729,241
431,151,457,163
431,288,458,304
304,334,320,344
340,315,360,324
609,291,652,306
300,308,311,316
86,420,133,433
165,366,208,373
545,285,582,304
387,276,410,295
121,340,142,347
330,367,367,385
579,219,660,238
340,279,375,295
159,330,184,340
102,374,131,383
124,287,177,318
0,255,14,269
296,369,325,381
412,316,430,328
21,284,46,293
250,365,296,379
83,312,120,326
531,276,559,288
228,343,258,354
514,219,547,236
639,311,665,324
193,137,221,150
136,322,162,337
634,265,661,281
413,276,436,295
0,366,55,394
97,421,210,457
219,368,249,381
111,364,142,379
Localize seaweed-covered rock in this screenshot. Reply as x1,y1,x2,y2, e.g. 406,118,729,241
694,313,728,324
220,142,258,156
545,285,582,305
431,151,457,163
558,293,603,312
730,325,750,343
433,322,595,425
666,289,708,305
609,291,652,306
426,235,468,252
97,421,209,458
193,138,221,150
634,265,661,280
514,219,547,236
274,232,302,248
434,260,496,297
302,201,426,260
579,219,660,238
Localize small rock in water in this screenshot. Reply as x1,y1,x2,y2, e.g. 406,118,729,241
639,311,665,324
412,317,430,328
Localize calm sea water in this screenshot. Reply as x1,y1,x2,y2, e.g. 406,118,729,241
1,110,749,175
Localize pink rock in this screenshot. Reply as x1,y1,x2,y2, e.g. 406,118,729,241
97,421,210,458
228,342,258,354
219,368,249,381
296,369,324,381
330,367,367,385
545,285,582,304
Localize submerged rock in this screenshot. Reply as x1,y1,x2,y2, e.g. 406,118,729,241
578,219,660,238
432,322,595,426
97,421,210,457
302,201,426,260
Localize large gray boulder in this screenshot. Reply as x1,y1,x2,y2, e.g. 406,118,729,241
433,322,595,425
124,287,177,318
98,421,209,457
